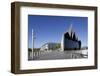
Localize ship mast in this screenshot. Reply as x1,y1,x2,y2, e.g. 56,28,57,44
69,24,73,38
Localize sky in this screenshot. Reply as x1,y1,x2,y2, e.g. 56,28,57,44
28,15,88,48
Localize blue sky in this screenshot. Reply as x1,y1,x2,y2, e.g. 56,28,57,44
28,15,88,48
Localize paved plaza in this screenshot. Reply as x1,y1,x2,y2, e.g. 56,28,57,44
28,50,88,60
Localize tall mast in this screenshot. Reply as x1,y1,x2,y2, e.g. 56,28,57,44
32,29,35,59
69,23,73,37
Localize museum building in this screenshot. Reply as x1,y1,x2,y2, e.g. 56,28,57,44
61,24,81,51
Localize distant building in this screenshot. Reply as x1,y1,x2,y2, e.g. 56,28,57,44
61,24,81,51
40,43,60,51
